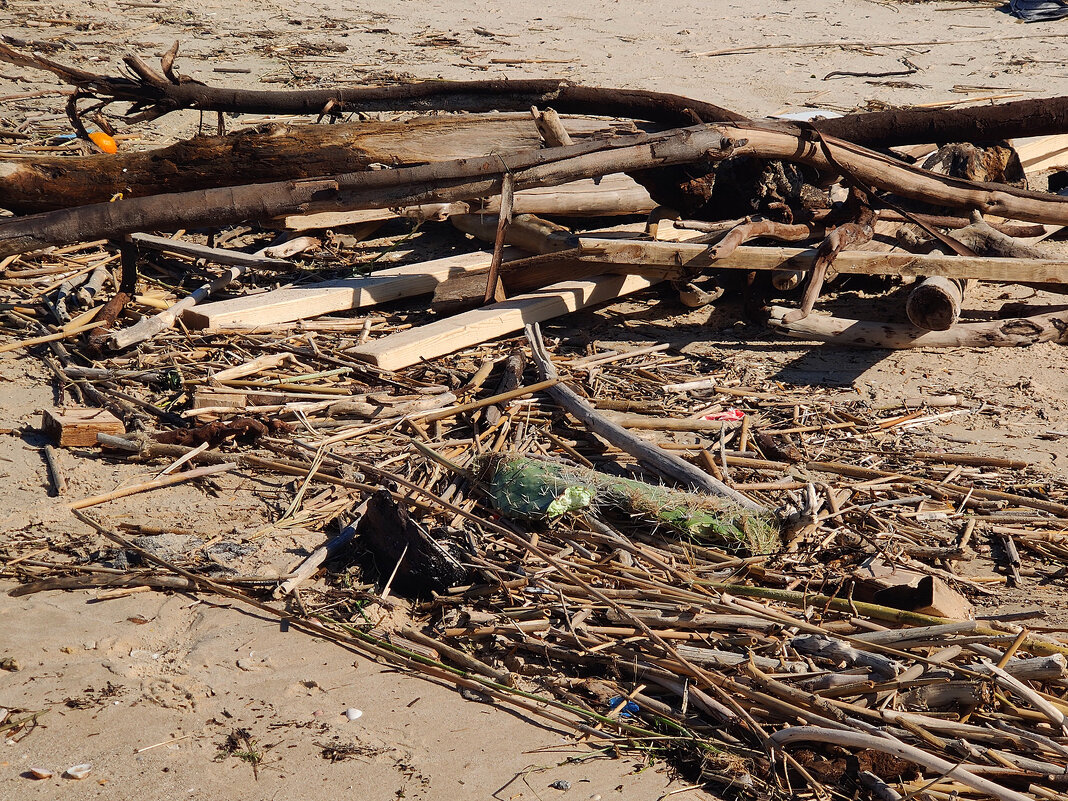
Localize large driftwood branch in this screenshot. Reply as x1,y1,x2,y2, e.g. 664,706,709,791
0,41,743,127
7,122,1068,258
0,114,633,214
767,305,1068,348
6,42,1068,147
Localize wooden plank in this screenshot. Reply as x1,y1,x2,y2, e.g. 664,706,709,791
42,407,125,447
276,205,441,231
182,249,517,330
577,239,1068,284
276,174,654,230
348,273,658,371
1016,134,1068,174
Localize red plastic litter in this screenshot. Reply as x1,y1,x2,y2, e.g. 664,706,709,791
702,408,745,422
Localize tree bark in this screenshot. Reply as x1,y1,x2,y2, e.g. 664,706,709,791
0,114,629,214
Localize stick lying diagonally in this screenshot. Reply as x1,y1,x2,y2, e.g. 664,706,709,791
274,501,368,599
69,461,237,510
769,726,1032,801
766,305,1068,349
524,323,767,514
108,236,317,350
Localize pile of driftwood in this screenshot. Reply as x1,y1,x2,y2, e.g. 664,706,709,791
3,43,1068,800
2,42,1068,353
7,309,1068,799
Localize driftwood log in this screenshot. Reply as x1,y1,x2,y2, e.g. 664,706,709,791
767,305,1068,348
0,41,745,127
905,276,967,331
7,41,1068,148
7,122,1068,258
0,114,634,214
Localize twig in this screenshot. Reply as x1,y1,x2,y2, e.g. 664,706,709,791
69,462,236,510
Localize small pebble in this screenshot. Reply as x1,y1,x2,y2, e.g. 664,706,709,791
27,767,53,780
0,657,21,672
64,764,92,780
549,779,571,791
344,708,363,721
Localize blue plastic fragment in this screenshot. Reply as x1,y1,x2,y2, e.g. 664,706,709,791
606,695,640,719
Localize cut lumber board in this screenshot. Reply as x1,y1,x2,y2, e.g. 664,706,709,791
182,249,517,330
276,206,435,231
348,273,658,371
275,173,655,230
492,174,654,216
577,239,1068,284
192,387,344,410
1016,134,1068,175
42,407,125,447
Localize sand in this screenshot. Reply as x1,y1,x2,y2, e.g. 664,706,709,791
2,1,1068,798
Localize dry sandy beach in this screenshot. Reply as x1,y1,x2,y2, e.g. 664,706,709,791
2,1,1068,799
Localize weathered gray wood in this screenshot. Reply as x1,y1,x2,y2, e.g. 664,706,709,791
767,305,1068,349
577,239,1068,284
524,323,767,514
